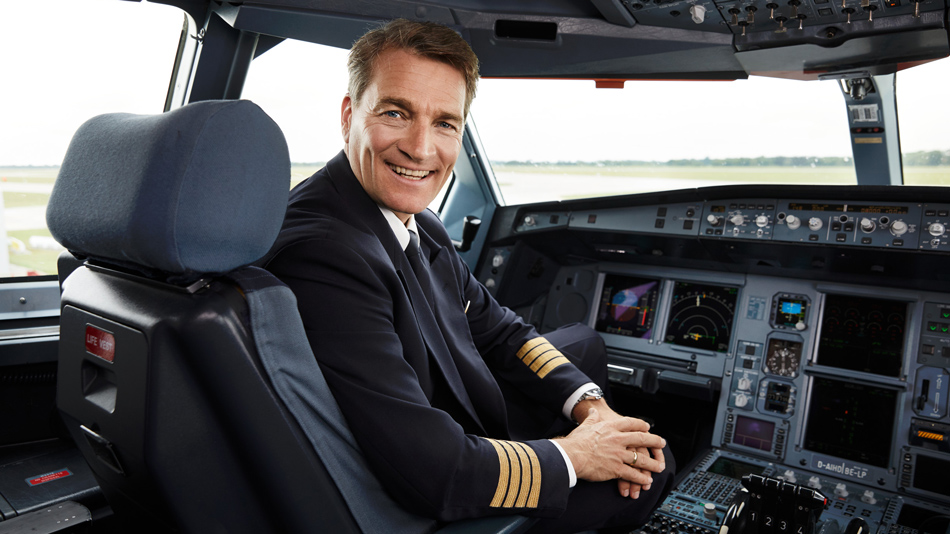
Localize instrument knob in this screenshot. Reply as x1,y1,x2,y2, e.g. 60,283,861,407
808,475,821,489
860,217,876,233
523,215,536,226
737,377,752,391
929,222,946,237
835,482,849,498
783,469,798,484
704,503,718,519
730,214,746,226
755,215,769,228
707,214,723,226
734,393,750,408
808,217,823,231
890,220,908,236
492,254,505,267
861,489,877,505
786,215,801,230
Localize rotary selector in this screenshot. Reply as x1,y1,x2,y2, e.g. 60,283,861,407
860,217,876,233
785,215,801,230
890,220,908,236
755,215,769,228
928,222,946,237
808,217,823,231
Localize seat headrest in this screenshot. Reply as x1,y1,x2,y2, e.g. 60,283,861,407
47,100,290,277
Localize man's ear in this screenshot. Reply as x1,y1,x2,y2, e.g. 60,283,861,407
341,95,353,144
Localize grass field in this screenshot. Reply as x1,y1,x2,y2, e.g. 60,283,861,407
3,163,950,276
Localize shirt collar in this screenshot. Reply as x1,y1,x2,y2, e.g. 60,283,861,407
377,206,417,252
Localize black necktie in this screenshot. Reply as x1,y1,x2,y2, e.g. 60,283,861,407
407,229,434,303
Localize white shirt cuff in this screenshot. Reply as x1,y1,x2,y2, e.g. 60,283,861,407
549,439,577,488
562,382,600,420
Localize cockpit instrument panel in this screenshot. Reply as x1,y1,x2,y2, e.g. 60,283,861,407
666,282,739,353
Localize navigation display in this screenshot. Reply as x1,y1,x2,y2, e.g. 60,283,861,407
665,281,739,352
804,377,897,468
817,294,907,377
595,274,660,339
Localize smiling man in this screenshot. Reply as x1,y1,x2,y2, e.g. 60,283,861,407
262,19,674,533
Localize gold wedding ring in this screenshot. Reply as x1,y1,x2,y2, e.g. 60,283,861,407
629,451,639,466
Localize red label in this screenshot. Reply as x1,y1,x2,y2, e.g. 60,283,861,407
26,469,72,486
85,325,116,362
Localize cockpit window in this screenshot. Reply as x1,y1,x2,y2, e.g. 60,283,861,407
1,0,183,278
896,56,950,186
470,76,860,204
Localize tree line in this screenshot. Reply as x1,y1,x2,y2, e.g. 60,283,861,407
494,149,950,167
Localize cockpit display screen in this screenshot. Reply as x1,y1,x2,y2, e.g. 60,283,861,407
804,377,897,468
734,415,775,452
817,294,906,377
595,274,660,339
665,281,739,352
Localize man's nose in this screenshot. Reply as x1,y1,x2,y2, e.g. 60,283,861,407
400,121,436,161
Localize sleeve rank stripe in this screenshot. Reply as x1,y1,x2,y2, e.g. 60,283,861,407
515,337,547,360
499,441,523,508
486,439,510,508
522,444,542,508
511,442,535,508
537,355,570,378
483,439,541,509
521,343,555,365
528,348,564,373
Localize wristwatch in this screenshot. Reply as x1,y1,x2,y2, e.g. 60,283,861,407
571,387,605,423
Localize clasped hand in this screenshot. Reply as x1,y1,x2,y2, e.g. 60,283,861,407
554,407,667,499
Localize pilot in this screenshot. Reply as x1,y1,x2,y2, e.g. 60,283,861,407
261,18,674,533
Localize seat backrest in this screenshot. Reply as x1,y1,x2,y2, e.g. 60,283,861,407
47,100,437,533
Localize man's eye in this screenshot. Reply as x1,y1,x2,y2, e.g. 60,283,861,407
439,121,458,130
384,110,401,118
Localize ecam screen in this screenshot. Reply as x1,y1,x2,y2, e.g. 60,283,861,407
804,377,897,468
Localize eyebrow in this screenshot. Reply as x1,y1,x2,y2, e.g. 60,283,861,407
377,96,464,125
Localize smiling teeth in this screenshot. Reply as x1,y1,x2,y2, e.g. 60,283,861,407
390,164,429,178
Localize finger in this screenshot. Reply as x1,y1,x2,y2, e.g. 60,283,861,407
622,443,665,473
611,417,652,433
651,445,667,472
618,479,642,499
620,432,666,453
637,449,653,491
621,464,655,486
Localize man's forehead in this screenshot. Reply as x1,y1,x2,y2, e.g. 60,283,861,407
364,49,466,112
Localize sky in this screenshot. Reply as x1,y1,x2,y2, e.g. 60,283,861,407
2,0,949,166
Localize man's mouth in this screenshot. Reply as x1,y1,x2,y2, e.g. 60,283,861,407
389,164,431,180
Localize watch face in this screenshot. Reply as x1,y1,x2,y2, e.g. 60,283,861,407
764,339,803,378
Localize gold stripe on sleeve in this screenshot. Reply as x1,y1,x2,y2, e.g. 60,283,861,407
511,443,533,508
537,355,570,378
528,349,563,373
485,439,510,508
523,444,542,508
515,337,547,360
521,343,555,366
499,441,523,508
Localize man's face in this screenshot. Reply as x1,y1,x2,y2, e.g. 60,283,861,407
342,48,466,224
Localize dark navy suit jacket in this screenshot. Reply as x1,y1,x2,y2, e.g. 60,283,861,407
262,151,593,521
